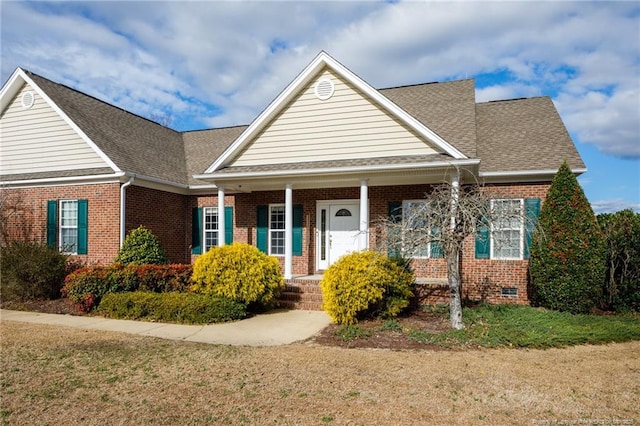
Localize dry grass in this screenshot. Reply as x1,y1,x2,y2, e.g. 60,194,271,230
1,320,638,425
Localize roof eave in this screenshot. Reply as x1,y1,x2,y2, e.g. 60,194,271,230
479,168,587,183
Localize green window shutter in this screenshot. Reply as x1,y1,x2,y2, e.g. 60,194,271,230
387,202,402,257
430,226,444,258
524,198,541,259
475,205,491,259
77,199,88,255
191,207,202,255
256,205,268,253
224,206,234,245
293,204,303,256
46,200,57,249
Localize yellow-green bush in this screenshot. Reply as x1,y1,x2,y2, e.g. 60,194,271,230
320,250,415,325
191,242,284,309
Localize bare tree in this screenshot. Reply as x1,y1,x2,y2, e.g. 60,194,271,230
378,176,536,329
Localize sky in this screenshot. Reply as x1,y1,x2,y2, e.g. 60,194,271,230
1,1,639,213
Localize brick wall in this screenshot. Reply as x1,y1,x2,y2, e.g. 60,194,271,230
2,183,121,264
125,185,189,264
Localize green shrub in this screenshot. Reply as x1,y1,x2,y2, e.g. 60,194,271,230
62,263,193,312
598,210,640,312
191,243,284,309
97,292,246,324
115,226,168,265
530,161,605,314
0,241,68,300
320,250,415,325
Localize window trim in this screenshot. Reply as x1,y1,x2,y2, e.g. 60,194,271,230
202,206,219,253
268,204,286,256
59,199,78,255
490,198,525,260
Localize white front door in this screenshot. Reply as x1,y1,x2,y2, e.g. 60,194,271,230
317,201,360,270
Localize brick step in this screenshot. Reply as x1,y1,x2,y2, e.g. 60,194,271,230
278,280,324,310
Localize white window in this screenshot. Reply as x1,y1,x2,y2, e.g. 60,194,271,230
60,200,78,254
402,200,430,258
269,205,285,255
491,199,524,260
203,207,219,252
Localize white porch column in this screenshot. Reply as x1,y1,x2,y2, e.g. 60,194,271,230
360,178,369,250
218,186,225,247
284,183,293,279
450,171,460,231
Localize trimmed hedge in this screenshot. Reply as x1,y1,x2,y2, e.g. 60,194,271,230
1,241,68,300
97,292,246,324
115,226,168,265
63,263,193,312
191,242,284,309
320,250,415,325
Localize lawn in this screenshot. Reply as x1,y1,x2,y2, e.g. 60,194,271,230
1,319,639,425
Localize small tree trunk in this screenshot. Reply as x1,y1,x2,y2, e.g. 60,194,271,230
447,248,464,329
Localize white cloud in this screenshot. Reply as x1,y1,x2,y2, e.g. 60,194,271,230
592,199,640,214
1,1,638,156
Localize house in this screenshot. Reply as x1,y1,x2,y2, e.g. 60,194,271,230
0,52,585,308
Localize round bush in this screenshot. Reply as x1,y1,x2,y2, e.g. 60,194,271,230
320,250,415,325
191,242,284,309
115,226,168,265
0,241,68,300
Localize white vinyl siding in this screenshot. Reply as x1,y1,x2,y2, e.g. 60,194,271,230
229,69,439,167
0,83,108,176
491,199,524,260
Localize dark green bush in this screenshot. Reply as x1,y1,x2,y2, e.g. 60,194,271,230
97,292,246,324
1,241,68,300
115,226,168,265
320,250,415,324
599,210,640,312
530,161,605,314
191,243,284,310
62,263,193,312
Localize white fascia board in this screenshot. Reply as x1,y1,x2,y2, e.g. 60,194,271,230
196,159,479,181
1,172,125,188
12,68,122,173
205,52,466,174
480,168,587,178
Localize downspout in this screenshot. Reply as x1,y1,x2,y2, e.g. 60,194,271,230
120,176,135,247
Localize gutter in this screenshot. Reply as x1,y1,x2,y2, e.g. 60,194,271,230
119,176,135,248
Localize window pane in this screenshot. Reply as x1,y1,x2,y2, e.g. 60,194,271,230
403,200,429,258
493,230,521,258
270,206,285,229
203,207,218,252
271,230,285,255
61,200,78,227
61,228,77,252
492,199,523,259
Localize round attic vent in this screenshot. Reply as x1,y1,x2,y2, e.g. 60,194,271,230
314,78,334,100
21,91,35,109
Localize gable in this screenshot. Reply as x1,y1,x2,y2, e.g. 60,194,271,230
0,82,109,177
227,68,444,168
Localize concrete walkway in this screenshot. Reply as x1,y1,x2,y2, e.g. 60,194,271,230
0,309,332,347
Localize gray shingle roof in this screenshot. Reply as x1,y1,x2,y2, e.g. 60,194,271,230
476,97,585,173
183,126,247,185
381,79,477,158
26,71,189,184
214,154,454,175
14,69,583,186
